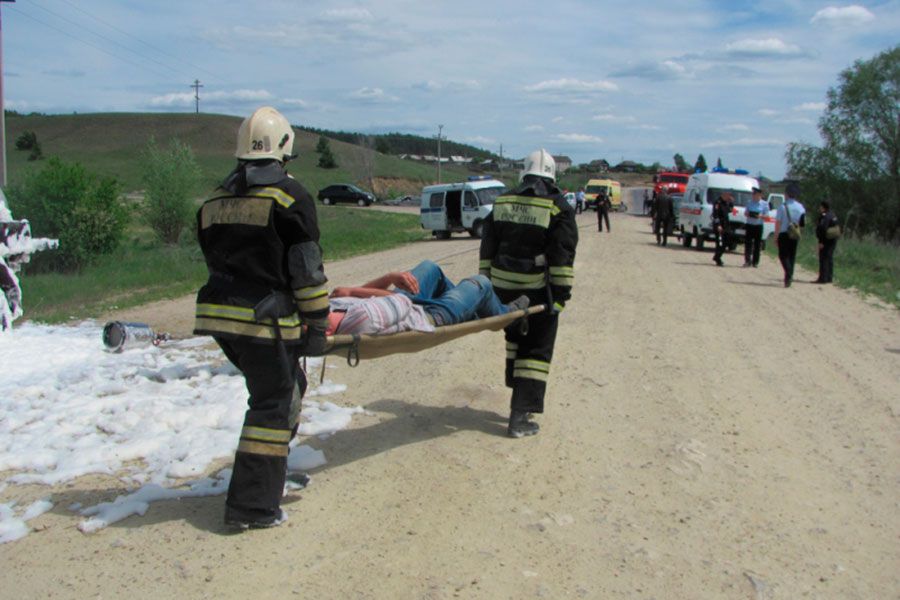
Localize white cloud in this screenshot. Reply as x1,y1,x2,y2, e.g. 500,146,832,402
465,135,497,146
717,124,750,132
149,89,273,107
701,138,784,148
348,87,398,103
724,38,805,58
592,113,636,124
551,116,565,123
281,98,310,108
612,59,689,80
524,125,545,132
320,8,375,22
413,80,480,92
525,79,618,93
758,108,779,117
629,124,661,131
794,102,826,112
776,117,814,125
811,5,875,27
556,133,604,143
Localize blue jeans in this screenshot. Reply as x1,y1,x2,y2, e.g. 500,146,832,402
402,260,509,326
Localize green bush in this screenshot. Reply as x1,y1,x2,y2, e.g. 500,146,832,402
15,130,37,151
318,145,338,169
141,138,201,244
7,157,128,271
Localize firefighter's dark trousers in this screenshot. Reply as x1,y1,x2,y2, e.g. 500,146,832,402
497,290,559,414
216,337,305,517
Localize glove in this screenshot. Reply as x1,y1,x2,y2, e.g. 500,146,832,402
299,325,329,357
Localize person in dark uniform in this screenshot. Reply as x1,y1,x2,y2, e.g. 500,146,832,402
775,182,806,287
711,191,734,266
479,148,578,438
194,106,330,530
597,190,611,232
814,201,839,284
654,190,674,246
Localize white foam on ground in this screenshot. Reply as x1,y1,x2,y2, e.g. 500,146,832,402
0,322,360,541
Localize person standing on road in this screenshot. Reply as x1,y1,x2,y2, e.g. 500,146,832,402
743,187,768,268
479,149,578,438
194,106,331,530
774,182,807,287
711,191,734,267
814,201,839,284
597,190,611,232
654,190,674,246
575,188,585,214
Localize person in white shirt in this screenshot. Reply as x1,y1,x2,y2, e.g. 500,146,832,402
774,182,806,287
743,186,769,268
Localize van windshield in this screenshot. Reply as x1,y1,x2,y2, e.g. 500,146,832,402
585,185,608,195
476,186,505,205
706,187,752,207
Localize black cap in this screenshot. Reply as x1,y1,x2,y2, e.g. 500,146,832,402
751,186,762,193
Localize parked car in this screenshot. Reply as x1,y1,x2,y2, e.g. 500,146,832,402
317,184,376,206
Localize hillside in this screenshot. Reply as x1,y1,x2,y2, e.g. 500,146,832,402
4,112,480,198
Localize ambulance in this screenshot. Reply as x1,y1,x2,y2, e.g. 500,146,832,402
678,169,777,249
420,177,507,239
585,179,623,211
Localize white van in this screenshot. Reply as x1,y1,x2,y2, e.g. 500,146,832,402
678,170,777,249
420,178,507,239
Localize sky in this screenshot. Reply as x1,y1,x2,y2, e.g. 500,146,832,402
3,1,899,180
0,321,358,542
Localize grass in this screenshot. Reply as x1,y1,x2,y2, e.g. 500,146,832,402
766,232,900,308
6,112,475,195
19,208,426,324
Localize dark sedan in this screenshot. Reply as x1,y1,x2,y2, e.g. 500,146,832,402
317,184,376,206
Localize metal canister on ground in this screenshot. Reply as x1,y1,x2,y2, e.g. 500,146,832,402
102,321,161,353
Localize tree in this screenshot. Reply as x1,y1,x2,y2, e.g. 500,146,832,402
315,135,329,154
141,138,201,244
716,157,723,170
694,154,708,172
786,45,900,240
375,138,391,154
317,145,337,169
673,153,689,172
15,131,37,151
6,157,128,271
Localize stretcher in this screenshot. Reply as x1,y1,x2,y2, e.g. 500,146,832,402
323,304,546,366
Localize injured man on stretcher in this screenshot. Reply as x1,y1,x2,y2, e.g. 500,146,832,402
326,260,530,335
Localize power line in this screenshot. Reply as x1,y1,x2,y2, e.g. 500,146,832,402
52,0,222,82
7,4,173,80
28,0,187,78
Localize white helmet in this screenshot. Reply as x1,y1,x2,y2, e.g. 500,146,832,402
235,106,295,162
520,148,556,182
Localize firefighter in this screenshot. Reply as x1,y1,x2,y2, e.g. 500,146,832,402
194,106,330,529
479,149,578,438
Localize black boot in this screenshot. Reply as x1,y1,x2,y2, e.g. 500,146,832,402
507,410,539,438
224,506,288,531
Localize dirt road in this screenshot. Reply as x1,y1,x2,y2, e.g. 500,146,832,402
3,209,898,599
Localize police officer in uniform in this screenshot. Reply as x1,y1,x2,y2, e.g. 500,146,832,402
711,191,734,266
596,189,611,232
194,106,330,529
479,149,578,438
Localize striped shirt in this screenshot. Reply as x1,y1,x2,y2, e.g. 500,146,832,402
330,295,435,335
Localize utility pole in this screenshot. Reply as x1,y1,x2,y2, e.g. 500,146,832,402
190,79,203,114
499,143,503,177
436,124,444,184
0,0,15,188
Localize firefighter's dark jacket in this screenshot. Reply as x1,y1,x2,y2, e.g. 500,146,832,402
478,179,577,307
194,160,329,344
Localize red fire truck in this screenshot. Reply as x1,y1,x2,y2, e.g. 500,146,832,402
653,172,690,197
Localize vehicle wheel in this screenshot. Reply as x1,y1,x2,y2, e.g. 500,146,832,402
469,220,485,239
434,230,451,240
682,233,692,248
357,198,367,207
322,198,332,205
